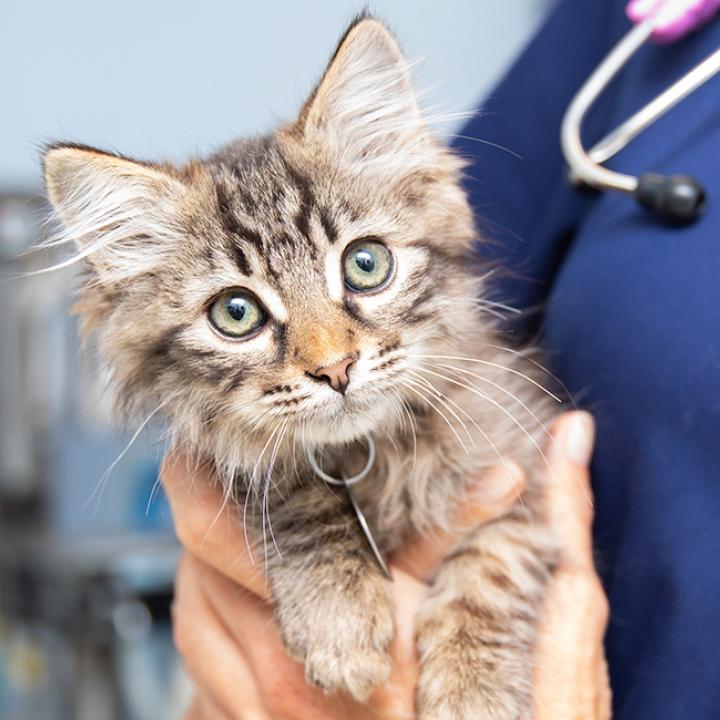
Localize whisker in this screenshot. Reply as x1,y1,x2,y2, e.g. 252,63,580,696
476,299,522,315
454,296,523,318
86,402,165,514
413,365,590,506
428,362,552,442
475,342,578,410
414,354,562,403
433,295,513,322
436,297,505,320
392,387,418,477
240,420,285,565
405,371,475,447
263,419,288,566
445,133,523,160
404,371,524,507
397,379,470,455
145,474,164,517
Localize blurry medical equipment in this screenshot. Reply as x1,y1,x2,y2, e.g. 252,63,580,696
0,193,182,719
0,533,183,720
561,0,720,223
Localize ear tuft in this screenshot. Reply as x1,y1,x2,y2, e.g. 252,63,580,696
299,16,428,171
43,144,186,280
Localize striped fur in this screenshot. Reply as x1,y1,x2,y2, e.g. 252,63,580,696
43,15,559,719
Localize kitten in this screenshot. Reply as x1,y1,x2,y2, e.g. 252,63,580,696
43,15,560,720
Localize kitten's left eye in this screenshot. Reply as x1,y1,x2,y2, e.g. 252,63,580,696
343,238,393,292
208,289,267,339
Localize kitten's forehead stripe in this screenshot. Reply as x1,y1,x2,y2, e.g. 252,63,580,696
215,183,244,239
227,242,251,276
319,208,338,244
277,148,315,240
234,224,263,252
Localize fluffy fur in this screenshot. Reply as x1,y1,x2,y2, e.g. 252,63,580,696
44,15,560,719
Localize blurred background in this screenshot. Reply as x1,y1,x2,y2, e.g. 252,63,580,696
0,1,556,718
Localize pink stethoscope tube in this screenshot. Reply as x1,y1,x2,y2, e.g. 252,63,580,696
627,0,720,43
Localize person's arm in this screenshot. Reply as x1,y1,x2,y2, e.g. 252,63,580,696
165,412,610,720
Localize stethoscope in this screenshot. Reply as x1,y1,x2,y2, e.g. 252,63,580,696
561,5,720,224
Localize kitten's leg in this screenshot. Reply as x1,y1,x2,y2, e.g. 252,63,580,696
261,483,394,702
415,510,557,720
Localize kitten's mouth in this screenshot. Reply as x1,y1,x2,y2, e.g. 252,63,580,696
298,387,395,445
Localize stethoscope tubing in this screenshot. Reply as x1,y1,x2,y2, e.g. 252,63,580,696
588,43,720,165
562,20,654,194
561,18,720,198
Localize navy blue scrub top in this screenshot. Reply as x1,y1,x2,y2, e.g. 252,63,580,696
454,1,720,717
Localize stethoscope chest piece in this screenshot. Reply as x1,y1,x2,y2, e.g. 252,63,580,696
634,173,707,224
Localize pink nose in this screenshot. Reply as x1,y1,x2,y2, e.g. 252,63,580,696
311,356,355,394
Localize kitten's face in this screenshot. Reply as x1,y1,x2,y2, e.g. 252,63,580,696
43,17,481,456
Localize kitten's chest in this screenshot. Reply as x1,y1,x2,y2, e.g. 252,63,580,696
347,430,483,551
344,398,550,550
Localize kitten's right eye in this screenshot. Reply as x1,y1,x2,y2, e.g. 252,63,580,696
208,289,267,339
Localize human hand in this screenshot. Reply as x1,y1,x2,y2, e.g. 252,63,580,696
164,411,610,719
165,451,524,719
532,413,611,720
627,0,720,43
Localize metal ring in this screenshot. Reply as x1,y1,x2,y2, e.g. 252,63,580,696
306,435,376,487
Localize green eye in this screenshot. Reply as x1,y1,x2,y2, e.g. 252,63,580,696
343,239,393,292
208,289,267,339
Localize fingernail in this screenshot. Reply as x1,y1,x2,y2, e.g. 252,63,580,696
563,411,595,466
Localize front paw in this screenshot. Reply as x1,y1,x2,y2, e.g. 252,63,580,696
415,599,533,720
276,575,394,702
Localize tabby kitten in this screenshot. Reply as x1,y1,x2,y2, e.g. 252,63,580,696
43,15,560,720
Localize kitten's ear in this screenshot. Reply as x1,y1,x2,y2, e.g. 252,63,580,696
43,145,185,280
299,16,428,169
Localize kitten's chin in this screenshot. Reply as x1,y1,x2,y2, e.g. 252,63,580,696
301,419,371,446
301,396,397,446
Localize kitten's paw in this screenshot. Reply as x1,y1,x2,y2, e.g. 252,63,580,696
278,582,394,702
303,633,393,702
416,679,526,720
415,600,533,720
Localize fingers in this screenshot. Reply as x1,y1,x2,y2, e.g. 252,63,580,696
197,553,423,720
184,693,235,720
595,652,612,720
544,411,596,570
533,569,610,720
174,554,272,720
368,569,425,719
533,411,611,720
190,555,359,720
162,450,269,600
390,460,526,581
164,449,426,719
